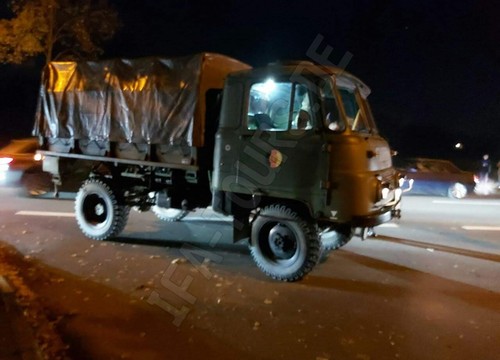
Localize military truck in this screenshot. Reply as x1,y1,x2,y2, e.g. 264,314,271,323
33,53,402,281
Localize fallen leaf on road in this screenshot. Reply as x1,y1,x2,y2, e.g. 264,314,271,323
171,258,186,264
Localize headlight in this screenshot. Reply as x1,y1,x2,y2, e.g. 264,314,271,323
0,157,13,165
375,175,392,202
381,187,390,199
398,173,406,187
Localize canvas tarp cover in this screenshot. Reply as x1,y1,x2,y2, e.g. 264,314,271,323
33,54,208,146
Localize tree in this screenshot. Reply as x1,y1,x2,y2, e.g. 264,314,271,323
0,0,120,64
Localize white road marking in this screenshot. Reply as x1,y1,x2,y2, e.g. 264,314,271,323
462,225,500,231
432,200,500,206
15,210,75,217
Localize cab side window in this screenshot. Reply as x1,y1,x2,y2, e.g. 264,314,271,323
247,81,291,131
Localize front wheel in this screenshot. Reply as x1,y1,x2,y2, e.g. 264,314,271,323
318,225,354,263
250,205,320,281
75,178,130,240
448,182,467,199
320,225,353,251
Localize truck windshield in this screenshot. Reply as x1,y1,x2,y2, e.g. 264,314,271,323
321,77,374,133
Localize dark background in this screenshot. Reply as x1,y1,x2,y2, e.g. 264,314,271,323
1,0,499,171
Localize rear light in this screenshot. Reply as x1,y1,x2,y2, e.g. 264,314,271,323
0,157,13,165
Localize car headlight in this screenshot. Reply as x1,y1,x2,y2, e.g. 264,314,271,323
0,157,13,165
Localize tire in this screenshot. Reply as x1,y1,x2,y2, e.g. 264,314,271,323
152,206,188,221
320,225,353,251
75,178,130,240
448,182,467,199
250,204,320,281
318,225,354,263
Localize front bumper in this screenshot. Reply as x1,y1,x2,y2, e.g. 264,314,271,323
351,205,399,227
321,186,402,228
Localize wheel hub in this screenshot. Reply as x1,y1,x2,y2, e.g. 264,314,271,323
268,224,296,259
95,203,105,216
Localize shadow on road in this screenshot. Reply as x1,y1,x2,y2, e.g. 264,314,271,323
372,235,500,262
304,274,404,298
110,235,250,256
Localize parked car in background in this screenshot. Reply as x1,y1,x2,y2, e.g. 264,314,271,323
0,137,52,195
396,157,476,199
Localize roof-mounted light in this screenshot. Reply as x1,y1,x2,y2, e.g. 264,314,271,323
253,78,277,96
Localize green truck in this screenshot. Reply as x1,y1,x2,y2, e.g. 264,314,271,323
34,53,402,281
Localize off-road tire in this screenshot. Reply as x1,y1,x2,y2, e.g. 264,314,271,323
318,225,354,263
321,225,353,251
75,178,130,240
250,204,320,281
152,206,188,221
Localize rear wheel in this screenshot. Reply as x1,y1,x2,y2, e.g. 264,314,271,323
250,205,320,281
75,178,130,240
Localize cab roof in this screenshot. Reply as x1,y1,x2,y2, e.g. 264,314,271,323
228,60,371,97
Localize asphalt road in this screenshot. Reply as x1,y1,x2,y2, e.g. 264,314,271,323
0,186,499,360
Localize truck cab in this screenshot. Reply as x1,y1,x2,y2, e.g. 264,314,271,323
212,61,401,280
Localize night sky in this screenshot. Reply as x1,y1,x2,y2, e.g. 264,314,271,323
1,0,499,168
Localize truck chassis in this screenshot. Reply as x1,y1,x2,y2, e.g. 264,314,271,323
39,150,338,281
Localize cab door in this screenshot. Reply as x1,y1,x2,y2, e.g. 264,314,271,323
232,80,329,208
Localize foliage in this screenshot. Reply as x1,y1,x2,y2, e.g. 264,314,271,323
0,0,120,64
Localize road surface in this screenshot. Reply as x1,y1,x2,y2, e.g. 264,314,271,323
0,187,499,360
